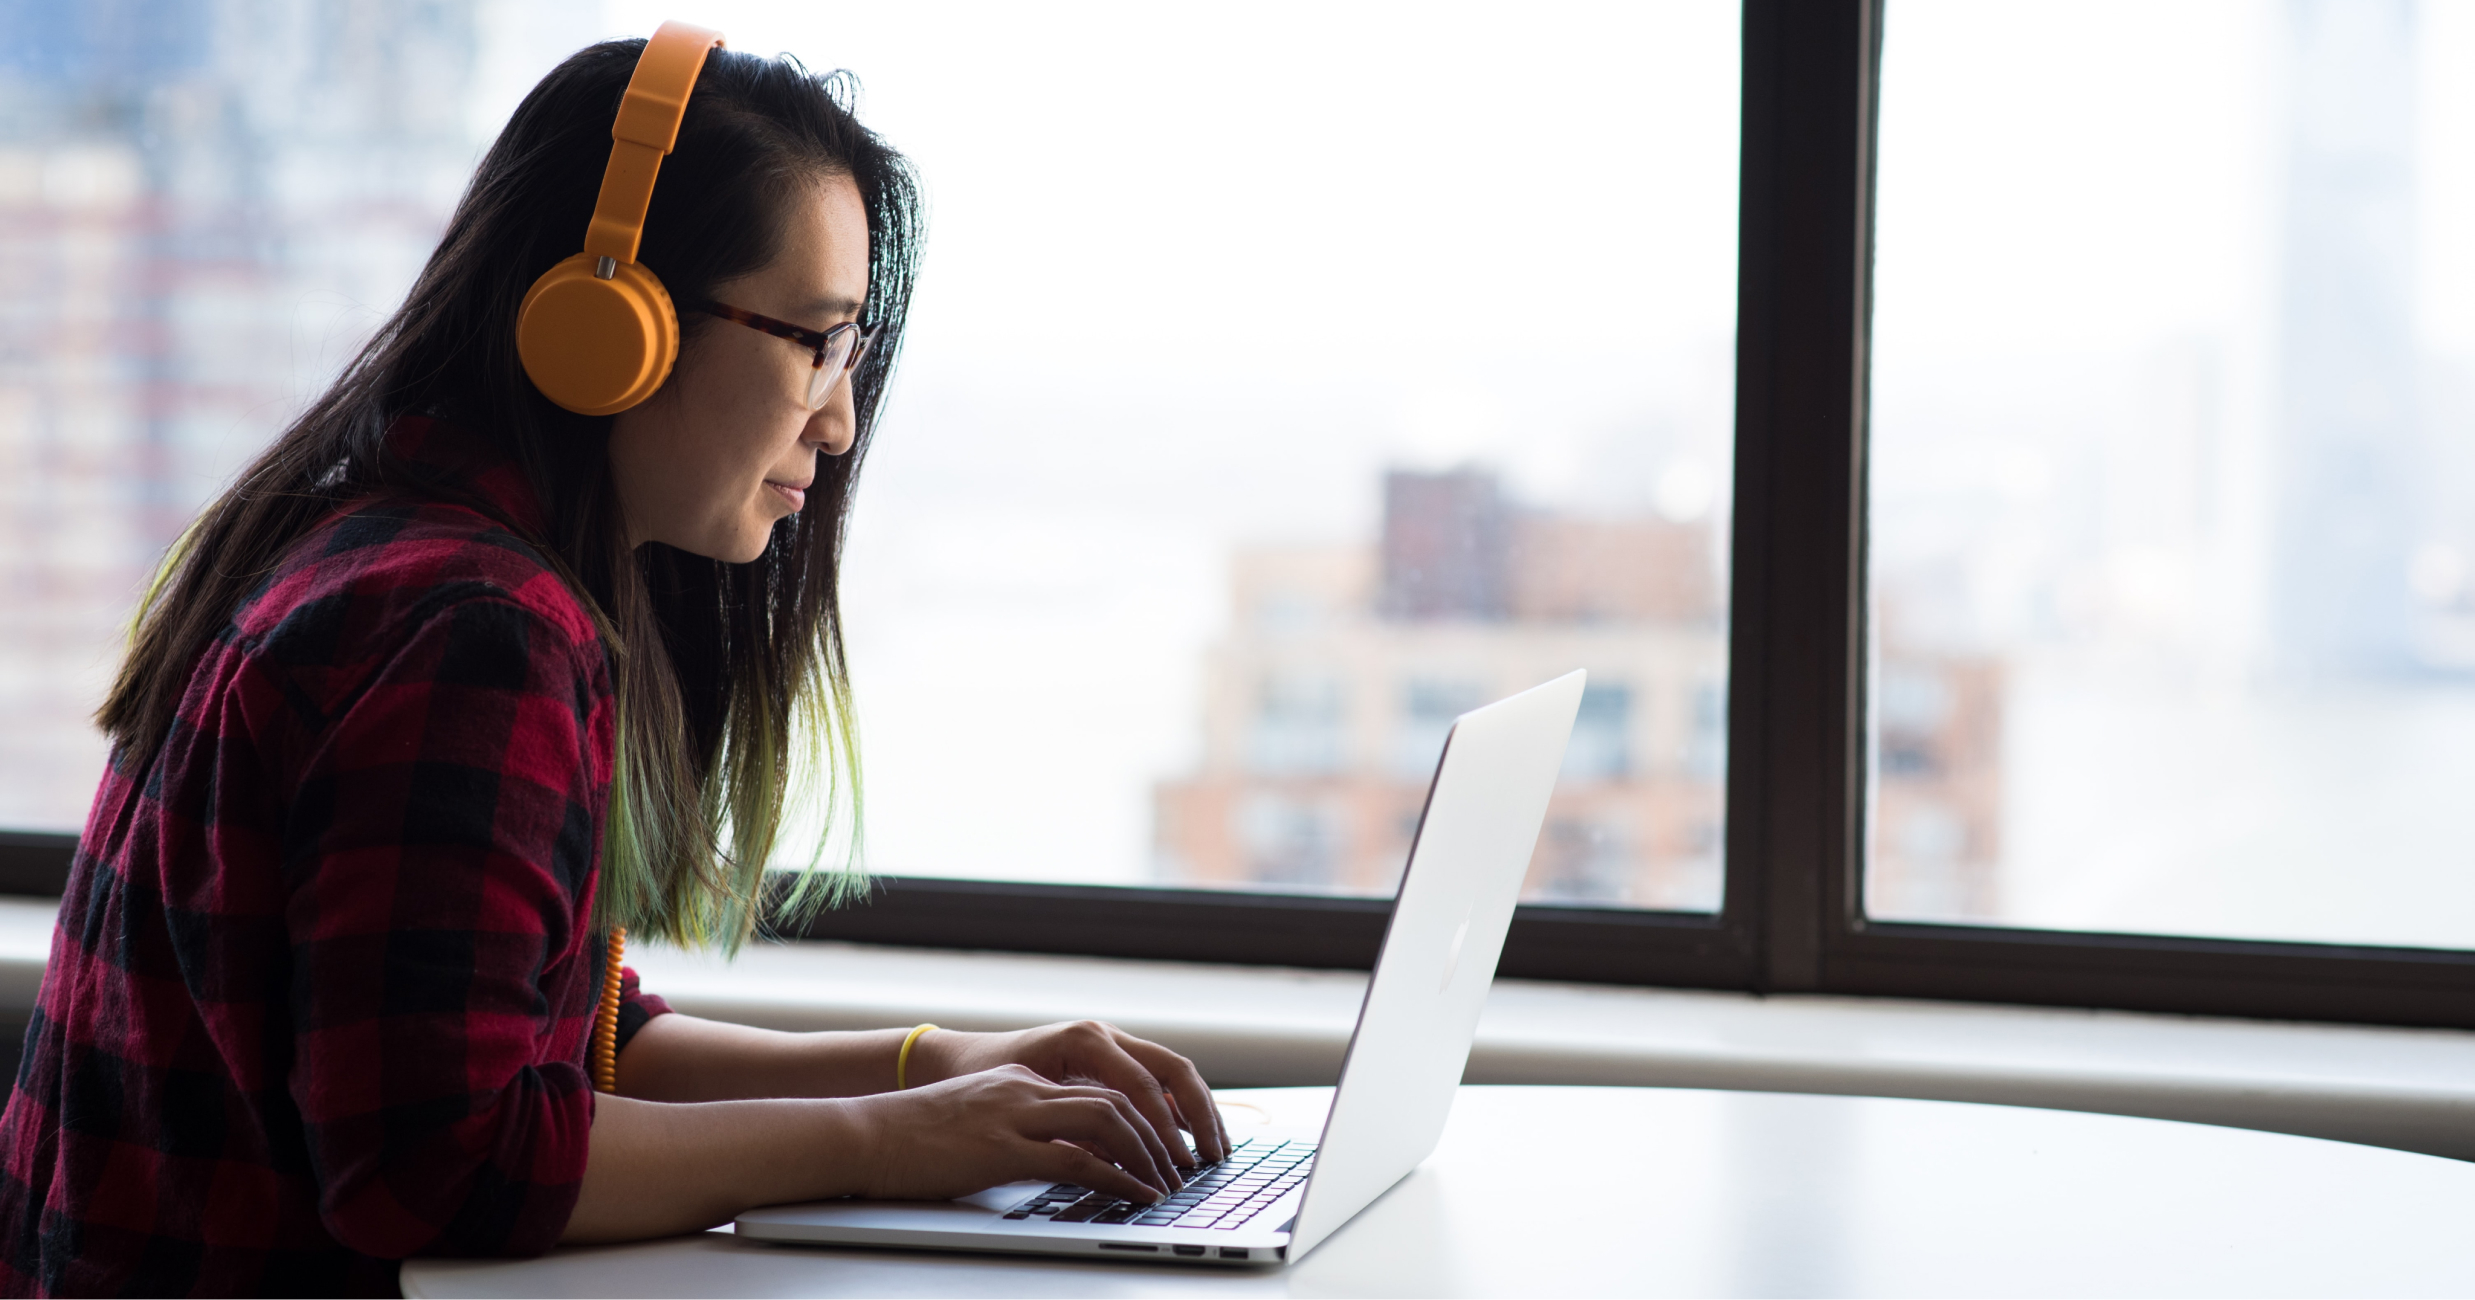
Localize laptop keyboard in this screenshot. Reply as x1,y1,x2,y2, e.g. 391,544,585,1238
1002,1137,1316,1231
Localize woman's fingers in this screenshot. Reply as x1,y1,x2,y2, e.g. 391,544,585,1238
1077,1083,1183,1190
991,1065,1175,1192
853,1064,1220,1205
1068,1036,1199,1168
1116,1033,1229,1162
1025,1092,1173,1196
1110,1090,1183,1192
1041,1088,1174,1193
960,1021,1232,1173
1025,1138,1165,1207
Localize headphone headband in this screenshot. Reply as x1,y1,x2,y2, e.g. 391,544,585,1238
584,20,724,266
517,19,725,416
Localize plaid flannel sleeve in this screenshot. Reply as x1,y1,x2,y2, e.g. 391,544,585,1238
280,593,611,1259
616,966,672,1051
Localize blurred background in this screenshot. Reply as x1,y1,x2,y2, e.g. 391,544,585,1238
0,0,1741,912
1870,0,2475,949
2,1,2469,950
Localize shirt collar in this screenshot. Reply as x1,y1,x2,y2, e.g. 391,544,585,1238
382,414,553,540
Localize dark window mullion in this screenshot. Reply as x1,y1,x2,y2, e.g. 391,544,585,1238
1726,0,1879,993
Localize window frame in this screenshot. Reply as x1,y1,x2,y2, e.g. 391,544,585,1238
7,0,2474,1030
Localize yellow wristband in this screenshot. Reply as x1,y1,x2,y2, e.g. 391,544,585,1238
896,1023,939,1091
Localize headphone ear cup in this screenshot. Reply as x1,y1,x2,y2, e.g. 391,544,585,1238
516,253,681,416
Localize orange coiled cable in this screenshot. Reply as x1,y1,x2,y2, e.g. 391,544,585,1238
592,926,626,1094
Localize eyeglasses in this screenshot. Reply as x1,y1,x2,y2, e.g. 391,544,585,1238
695,300,882,411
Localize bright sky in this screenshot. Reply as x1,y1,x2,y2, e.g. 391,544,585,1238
1877,0,2475,361
596,1,1740,367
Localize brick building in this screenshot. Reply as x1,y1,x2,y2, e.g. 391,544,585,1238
1152,468,1730,908
1154,466,2005,914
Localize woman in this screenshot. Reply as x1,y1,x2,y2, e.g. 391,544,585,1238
0,33,1221,1297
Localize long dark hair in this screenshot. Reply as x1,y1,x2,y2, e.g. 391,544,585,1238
99,40,921,949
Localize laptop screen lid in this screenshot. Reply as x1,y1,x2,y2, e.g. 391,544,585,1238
1284,669,1584,1261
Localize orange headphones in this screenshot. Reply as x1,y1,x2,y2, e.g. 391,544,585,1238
517,21,725,416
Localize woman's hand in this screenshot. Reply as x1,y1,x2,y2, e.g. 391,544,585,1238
567,1018,1229,1243
905,1021,1231,1166
848,1064,1182,1204
568,1065,1180,1243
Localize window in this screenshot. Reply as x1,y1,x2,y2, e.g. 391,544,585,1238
0,1,1743,917
1565,685,1634,779
1869,0,2475,949
1713,0,2475,1028
788,4,1743,912
7,1,2473,1028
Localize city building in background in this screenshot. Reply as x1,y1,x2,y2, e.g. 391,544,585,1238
1152,467,1733,907
1154,465,1999,912
1870,606,2006,922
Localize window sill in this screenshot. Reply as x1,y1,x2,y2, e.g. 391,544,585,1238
3,896,2467,1160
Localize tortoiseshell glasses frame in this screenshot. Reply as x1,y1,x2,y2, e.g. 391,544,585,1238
695,300,883,410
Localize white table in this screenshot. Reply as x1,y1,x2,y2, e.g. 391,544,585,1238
404,1086,2475,1298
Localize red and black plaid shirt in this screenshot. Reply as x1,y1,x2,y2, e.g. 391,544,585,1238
0,417,670,1296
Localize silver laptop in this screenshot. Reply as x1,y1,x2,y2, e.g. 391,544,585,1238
735,669,1585,1267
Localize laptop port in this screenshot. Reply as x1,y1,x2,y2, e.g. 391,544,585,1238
1098,1243,1158,1252
1173,1245,1206,1256
1220,1247,1249,1259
